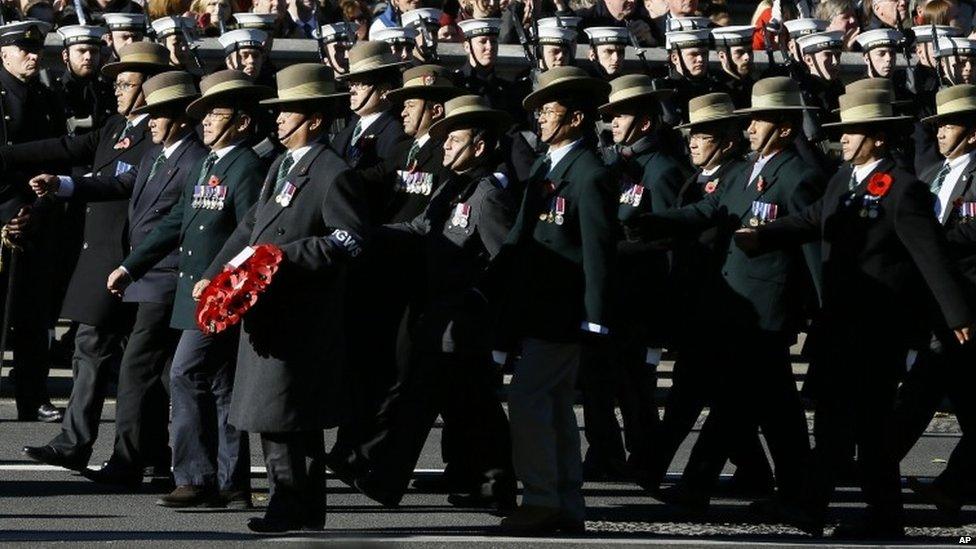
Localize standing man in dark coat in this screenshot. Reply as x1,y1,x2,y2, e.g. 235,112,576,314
351,95,518,513
453,19,520,122
737,88,974,539
0,20,66,422
112,69,269,507
710,26,756,109
198,63,370,533
892,84,976,517
17,43,170,470
909,25,963,174
493,66,614,535
665,25,720,124
626,77,823,511
28,71,206,487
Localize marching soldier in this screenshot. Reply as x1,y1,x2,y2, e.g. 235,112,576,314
28,71,205,487
0,20,66,422
894,84,976,518
17,42,168,469
493,66,614,535
151,16,199,72
710,25,755,108
114,69,270,506
103,13,147,61
198,63,370,533
401,8,442,64
911,24,963,173
854,28,913,101
665,26,719,123
373,27,418,64
319,22,357,77
535,17,579,70
782,18,828,66
794,30,845,118
54,25,116,139
454,18,519,121
737,88,973,539
579,74,690,481
218,28,272,86
934,35,976,86
626,77,824,511
582,27,629,80
352,94,518,513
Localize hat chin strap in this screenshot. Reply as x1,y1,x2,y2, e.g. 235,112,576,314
700,139,723,169
206,109,239,148
328,46,348,75
445,130,483,172
720,45,739,80
849,133,869,168
278,114,308,145
811,52,830,81
351,84,377,114
756,123,779,157
122,88,146,118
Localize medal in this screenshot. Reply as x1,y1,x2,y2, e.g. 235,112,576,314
278,182,297,207
453,203,471,228
630,185,644,207
868,209,878,219
554,197,566,225
749,217,760,227
859,208,868,218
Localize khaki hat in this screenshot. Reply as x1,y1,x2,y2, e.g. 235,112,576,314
428,94,512,140
186,69,274,119
385,64,463,103
102,42,171,79
835,78,911,111
523,66,610,111
675,92,743,130
260,63,349,107
598,74,673,115
131,70,200,115
822,90,912,128
921,84,976,124
335,40,411,81
734,76,817,114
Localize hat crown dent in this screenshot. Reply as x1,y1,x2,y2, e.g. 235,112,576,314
845,77,895,95
347,40,396,66
199,69,250,95
274,63,335,92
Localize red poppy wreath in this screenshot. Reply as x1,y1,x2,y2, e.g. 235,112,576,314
196,244,284,334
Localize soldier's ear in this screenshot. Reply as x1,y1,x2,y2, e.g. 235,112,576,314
587,48,596,62
61,49,69,65
430,102,445,120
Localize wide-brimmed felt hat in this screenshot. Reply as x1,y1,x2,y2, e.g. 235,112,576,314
676,92,743,130
428,94,512,140
833,77,911,111
734,76,817,114
598,74,673,115
822,90,912,129
523,66,610,111
335,40,411,81
131,70,200,115
186,69,274,119
260,63,348,108
921,84,976,124
385,64,463,103
102,42,171,79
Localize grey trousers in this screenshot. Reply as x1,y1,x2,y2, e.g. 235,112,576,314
508,337,584,520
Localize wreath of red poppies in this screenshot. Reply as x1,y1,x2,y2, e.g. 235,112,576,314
196,244,284,334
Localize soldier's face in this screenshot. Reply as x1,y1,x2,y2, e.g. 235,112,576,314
865,47,895,78
202,107,249,148
64,44,102,78
590,45,624,75
805,50,841,80
610,113,648,145
275,110,322,148
1,45,39,81
840,132,882,164
348,80,386,115
688,131,721,167
113,72,145,115
389,41,414,63
937,123,976,158
673,48,708,77
226,48,265,78
163,35,188,66
442,128,478,171
944,55,975,84
537,101,578,144
109,31,140,56
464,36,497,68
605,0,635,19
721,46,752,77
148,114,178,144
401,98,431,137
747,117,784,154
542,45,571,68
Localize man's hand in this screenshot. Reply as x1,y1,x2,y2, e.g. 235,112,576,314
2,206,31,247
28,174,60,197
733,228,761,256
954,325,972,345
192,278,210,301
106,267,132,298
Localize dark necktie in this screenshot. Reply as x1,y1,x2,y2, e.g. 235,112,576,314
273,152,295,196
847,168,859,192
147,151,166,182
197,152,218,186
405,140,421,168
930,162,952,195
351,120,364,146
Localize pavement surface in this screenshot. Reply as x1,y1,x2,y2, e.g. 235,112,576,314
1,398,974,548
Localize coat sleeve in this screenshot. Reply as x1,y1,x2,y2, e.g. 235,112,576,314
70,170,138,202
122,182,187,280
0,126,100,171
477,186,518,259
895,179,973,330
631,182,725,239
277,169,371,271
579,168,616,332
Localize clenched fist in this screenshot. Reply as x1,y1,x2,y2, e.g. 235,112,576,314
192,278,210,301
106,267,132,298
29,174,60,197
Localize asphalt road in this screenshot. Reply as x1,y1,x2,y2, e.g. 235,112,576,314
1,399,974,547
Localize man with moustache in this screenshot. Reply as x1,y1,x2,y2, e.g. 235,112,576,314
197,63,369,533
711,26,755,108
0,20,66,422
111,69,269,506
28,71,206,487
736,87,972,539
16,43,169,469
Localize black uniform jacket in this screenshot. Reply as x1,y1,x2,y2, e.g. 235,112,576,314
330,109,408,171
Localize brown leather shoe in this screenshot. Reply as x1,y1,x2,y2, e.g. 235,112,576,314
155,485,219,508
497,505,563,536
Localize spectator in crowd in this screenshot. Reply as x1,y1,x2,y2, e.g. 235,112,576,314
751,0,798,51
569,0,656,46
921,0,963,27
189,0,234,35
864,0,911,30
369,0,422,38
283,0,318,39
340,0,371,41
59,0,144,27
816,0,861,50
21,0,56,24
147,0,192,20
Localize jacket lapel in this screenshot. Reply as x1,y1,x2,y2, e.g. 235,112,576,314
733,148,796,221
95,117,149,172
251,144,326,242
942,160,976,223
183,145,246,230
133,139,198,227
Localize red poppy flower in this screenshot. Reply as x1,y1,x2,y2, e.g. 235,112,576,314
866,172,893,197
207,175,221,188
704,179,719,194
195,244,284,334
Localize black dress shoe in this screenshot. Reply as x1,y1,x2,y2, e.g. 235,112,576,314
156,485,219,508
82,463,142,488
37,403,64,423
22,445,88,471
354,476,402,508
754,498,824,538
218,489,253,509
325,452,362,490
246,517,305,534
655,485,710,513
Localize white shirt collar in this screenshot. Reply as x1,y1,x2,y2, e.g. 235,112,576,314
415,132,432,148
701,164,722,177
547,138,582,174
748,150,780,182
212,141,242,162
852,157,884,184
947,150,975,171
285,144,313,170
128,114,148,127
356,111,384,135
162,136,187,158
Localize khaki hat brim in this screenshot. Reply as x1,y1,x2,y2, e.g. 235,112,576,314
821,115,914,129
334,60,412,81
260,92,350,106
598,90,674,115
523,78,610,111
129,94,199,115
733,105,818,114
921,107,976,124
385,86,465,104
428,110,513,140
101,60,170,79
186,85,275,118
675,113,745,130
